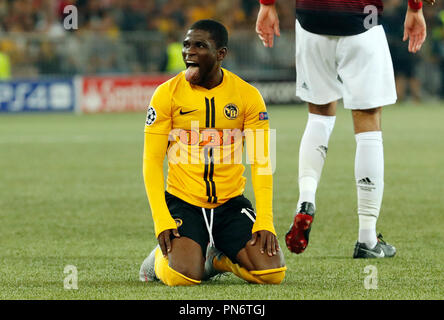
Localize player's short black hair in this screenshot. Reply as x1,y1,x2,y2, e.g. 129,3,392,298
189,19,228,49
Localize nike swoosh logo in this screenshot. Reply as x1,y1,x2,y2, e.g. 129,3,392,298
362,247,385,258
179,109,197,115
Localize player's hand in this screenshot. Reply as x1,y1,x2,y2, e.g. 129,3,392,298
250,230,280,257
403,7,427,53
255,4,280,48
157,228,180,257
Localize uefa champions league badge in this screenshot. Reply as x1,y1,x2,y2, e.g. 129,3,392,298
259,112,268,120
146,106,157,126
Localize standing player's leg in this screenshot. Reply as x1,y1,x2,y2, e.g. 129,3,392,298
287,20,343,254
285,102,336,254
352,108,384,250
336,25,396,258
298,102,337,211
351,108,395,258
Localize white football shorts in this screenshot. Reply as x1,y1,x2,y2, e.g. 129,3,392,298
295,20,397,109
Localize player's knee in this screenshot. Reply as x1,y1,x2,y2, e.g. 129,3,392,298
169,262,203,282
163,237,204,284
154,248,201,286
161,265,201,286
250,267,287,285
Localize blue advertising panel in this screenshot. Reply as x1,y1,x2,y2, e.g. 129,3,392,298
0,79,76,112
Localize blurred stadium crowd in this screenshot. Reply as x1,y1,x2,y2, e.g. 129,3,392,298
0,0,443,99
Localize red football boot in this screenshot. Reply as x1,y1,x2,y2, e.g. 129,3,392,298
285,202,315,254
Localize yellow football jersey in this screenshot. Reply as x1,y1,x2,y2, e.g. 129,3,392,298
144,68,270,209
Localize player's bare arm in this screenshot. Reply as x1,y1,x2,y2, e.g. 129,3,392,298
255,1,280,48
403,3,427,53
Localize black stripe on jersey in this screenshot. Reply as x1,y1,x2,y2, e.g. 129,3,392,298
203,98,217,203
205,97,216,128
209,148,217,203
210,97,215,128
203,147,212,203
205,98,210,128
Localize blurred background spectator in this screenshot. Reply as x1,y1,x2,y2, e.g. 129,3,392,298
431,9,444,99
0,0,442,100
0,46,11,79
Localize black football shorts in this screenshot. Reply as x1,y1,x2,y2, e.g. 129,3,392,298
165,191,256,263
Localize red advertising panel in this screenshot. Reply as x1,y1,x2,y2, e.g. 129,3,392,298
80,75,172,113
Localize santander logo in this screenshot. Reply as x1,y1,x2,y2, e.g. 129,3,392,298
81,76,170,113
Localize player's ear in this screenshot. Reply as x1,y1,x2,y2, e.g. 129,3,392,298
217,47,227,61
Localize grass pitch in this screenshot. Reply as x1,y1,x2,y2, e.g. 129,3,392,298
0,102,443,300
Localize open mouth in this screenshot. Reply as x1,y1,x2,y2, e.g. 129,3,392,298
186,61,199,68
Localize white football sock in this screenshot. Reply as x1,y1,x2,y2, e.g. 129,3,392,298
297,113,336,212
355,131,384,249
358,216,377,249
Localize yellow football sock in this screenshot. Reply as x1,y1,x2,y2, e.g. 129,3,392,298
250,268,286,285
213,255,286,284
154,247,201,286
